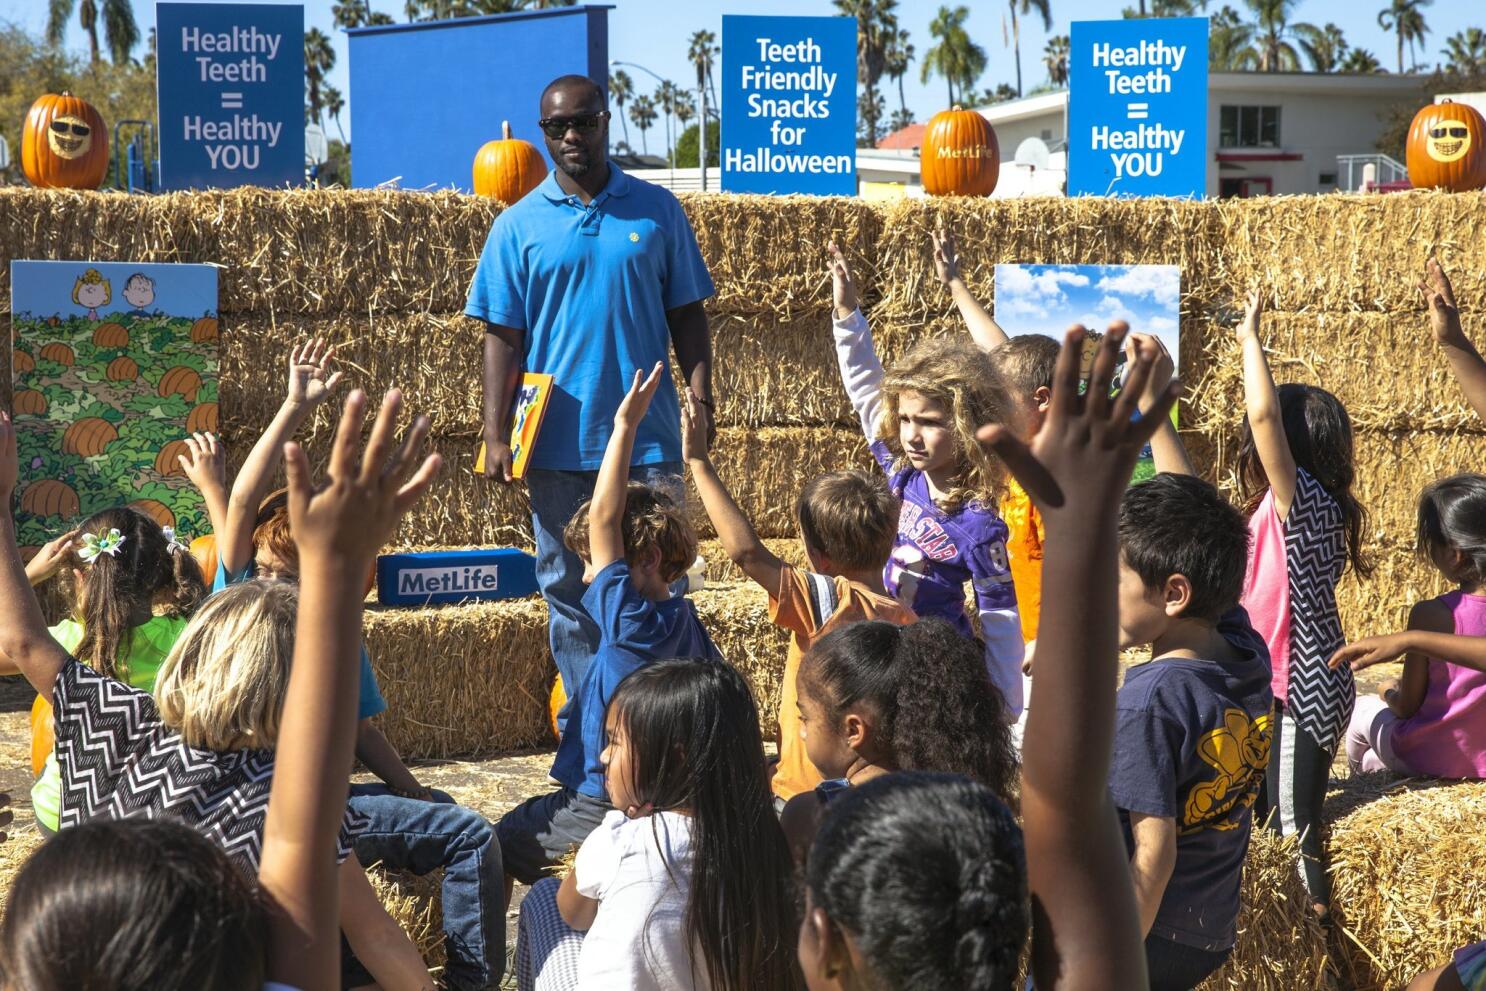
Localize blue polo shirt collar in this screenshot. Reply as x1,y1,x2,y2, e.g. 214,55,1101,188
538,162,632,206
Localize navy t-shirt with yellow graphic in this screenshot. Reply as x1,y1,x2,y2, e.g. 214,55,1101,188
1110,608,1274,952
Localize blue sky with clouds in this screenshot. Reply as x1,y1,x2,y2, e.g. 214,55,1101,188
3,0,1478,145
994,263,1181,369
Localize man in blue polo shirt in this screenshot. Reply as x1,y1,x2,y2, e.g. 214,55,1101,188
466,74,715,730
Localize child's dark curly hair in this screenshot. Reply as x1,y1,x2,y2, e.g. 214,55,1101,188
563,480,697,583
798,619,1018,806
806,772,1027,990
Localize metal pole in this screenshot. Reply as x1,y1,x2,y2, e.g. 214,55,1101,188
698,80,708,191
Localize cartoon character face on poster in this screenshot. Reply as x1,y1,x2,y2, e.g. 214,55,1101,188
71,269,111,321
122,273,156,314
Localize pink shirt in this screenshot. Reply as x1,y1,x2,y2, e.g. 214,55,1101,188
1392,591,1486,779
1243,488,1292,702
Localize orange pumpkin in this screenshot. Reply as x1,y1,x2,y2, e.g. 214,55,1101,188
19,479,80,518
12,389,47,415
1407,100,1486,192
921,105,1000,197
63,416,118,456
190,533,219,585
473,121,547,203
549,676,566,739
13,349,35,374
21,91,109,190
129,499,175,528
106,355,138,381
93,322,129,347
159,365,203,402
190,316,219,342
187,402,218,434
39,342,74,366
30,699,53,777
156,439,191,476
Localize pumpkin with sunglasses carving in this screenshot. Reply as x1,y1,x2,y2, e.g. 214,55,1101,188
1407,99,1486,192
473,120,547,203
21,91,109,190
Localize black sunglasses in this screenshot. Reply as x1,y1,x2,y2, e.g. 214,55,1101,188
538,111,610,139
1430,126,1470,139
50,121,91,137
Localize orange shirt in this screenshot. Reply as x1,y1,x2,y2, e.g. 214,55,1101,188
770,564,917,802
1001,478,1044,644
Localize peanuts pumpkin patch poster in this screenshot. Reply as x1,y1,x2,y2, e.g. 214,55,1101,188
10,260,218,554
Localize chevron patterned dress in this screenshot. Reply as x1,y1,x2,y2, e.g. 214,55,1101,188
1278,470,1354,752
53,659,366,875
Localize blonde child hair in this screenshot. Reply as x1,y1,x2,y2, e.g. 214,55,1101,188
153,579,296,751
71,268,111,307
563,480,697,583
877,337,1012,511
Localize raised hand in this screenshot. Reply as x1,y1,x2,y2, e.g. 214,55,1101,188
1420,257,1465,346
930,227,962,286
286,337,345,409
614,363,664,432
827,242,860,319
283,389,441,568
26,529,81,585
177,431,225,489
1236,290,1263,343
1126,332,1175,412
681,387,711,465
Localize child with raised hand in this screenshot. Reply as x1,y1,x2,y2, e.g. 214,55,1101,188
1235,290,1372,920
1331,474,1486,780
496,364,721,905
1420,258,1486,422
828,244,1024,714
1111,473,1271,990
0,390,443,991
779,617,1017,865
681,387,915,805
0,505,206,836
930,227,1009,351
515,659,801,991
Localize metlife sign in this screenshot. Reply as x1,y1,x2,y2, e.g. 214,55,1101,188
1068,17,1208,198
721,15,857,196
157,3,304,190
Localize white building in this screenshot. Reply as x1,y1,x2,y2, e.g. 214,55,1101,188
982,71,1428,197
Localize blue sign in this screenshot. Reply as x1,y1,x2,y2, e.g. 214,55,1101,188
1068,17,1208,198
721,15,857,195
377,548,539,607
156,2,304,190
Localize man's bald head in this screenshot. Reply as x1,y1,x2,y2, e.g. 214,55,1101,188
541,75,606,116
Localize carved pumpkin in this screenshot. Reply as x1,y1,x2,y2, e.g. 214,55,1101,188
21,91,109,190
93,322,128,347
473,121,547,203
187,402,218,433
63,416,118,456
20,479,80,519
1407,100,1486,192
156,439,191,476
159,365,203,401
106,356,138,381
191,316,219,342
12,389,47,415
921,105,1000,197
129,499,175,528
13,349,35,374
191,534,219,585
39,342,74,366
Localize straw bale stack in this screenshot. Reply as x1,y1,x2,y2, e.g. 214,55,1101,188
367,867,446,974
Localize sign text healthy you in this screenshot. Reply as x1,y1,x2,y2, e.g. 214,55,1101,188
179,23,285,170
1089,38,1188,178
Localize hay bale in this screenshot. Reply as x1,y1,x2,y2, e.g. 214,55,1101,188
368,866,447,974
695,537,807,586
692,581,791,739
1198,829,1336,991
1334,545,1450,642
1327,775,1486,990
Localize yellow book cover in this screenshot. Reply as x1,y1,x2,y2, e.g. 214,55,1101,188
475,372,554,480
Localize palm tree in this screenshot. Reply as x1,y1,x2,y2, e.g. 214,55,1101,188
922,6,986,107
1340,47,1384,72
1007,0,1052,97
1235,0,1318,72
304,28,336,125
1124,0,1205,15
324,84,347,143
655,80,680,164
333,0,368,28
1377,0,1430,73
884,27,915,129
609,70,635,151
687,29,719,119
629,94,657,156
1208,5,1253,68
1298,22,1348,71
834,0,899,146
47,0,139,65
1443,28,1486,77
1043,33,1069,86
673,91,695,163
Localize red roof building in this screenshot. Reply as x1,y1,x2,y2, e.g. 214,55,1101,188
876,123,925,150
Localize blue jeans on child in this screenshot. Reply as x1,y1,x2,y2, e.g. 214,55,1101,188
526,462,685,734
347,784,503,991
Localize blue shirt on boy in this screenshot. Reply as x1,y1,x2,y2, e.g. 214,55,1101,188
1108,608,1274,952
551,560,722,799
463,165,715,472
214,556,387,720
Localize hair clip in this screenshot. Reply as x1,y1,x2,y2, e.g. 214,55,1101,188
77,528,126,564
160,526,188,556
